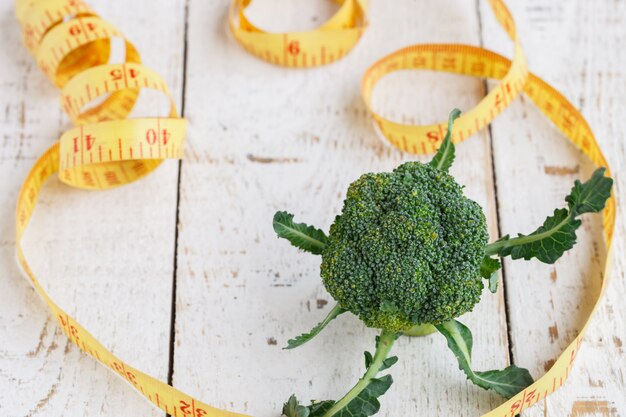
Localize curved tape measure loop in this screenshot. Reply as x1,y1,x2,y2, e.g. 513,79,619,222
60,62,176,123
17,0,96,53
229,0,368,67
361,1,616,416
37,17,122,84
362,0,528,153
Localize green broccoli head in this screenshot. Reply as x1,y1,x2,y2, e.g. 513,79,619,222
320,161,488,331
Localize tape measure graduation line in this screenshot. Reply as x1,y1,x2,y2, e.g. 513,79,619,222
229,0,368,67
14,1,615,417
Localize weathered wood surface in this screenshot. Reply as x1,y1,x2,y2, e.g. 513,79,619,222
0,0,186,416
174,0,507,416
0,0,624,416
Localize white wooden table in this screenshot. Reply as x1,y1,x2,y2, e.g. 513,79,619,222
1,1,625,416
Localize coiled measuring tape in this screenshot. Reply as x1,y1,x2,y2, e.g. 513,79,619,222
15,0,615,417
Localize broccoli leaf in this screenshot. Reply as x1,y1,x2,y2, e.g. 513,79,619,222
284,331,397,417
365,349,398,371
327,375,393,417
284,375,393,417
285,304,347,349
283,395,311,417
273,211,329,255
308,401,336,417
566,167,613,216
430,108,461,172
283,396,333,417
493,209,580,264
485,168,613,264
435,320,534,399
480,257,501,293
379,356,399,372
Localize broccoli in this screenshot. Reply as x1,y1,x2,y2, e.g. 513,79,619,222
321,157,488,332
273,109,613,417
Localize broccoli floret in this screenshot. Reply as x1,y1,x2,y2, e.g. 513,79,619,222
321,162,487,331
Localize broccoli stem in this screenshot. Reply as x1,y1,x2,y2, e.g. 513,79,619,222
321,329,397,417
402,323,437,337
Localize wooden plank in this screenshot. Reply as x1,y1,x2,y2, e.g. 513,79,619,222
479,0,626,415
174,1,510,416
0,1,186,415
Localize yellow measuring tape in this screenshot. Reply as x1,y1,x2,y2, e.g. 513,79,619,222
15,0,615,416
229,0,368,68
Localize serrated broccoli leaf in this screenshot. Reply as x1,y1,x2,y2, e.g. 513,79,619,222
485,168,612,264
308,401,336,417
480,257,501,293
285,304,346,349
273,211,329,255
283,395,312,417
328,375,393,417
284,332,397,417
496,209,581,264
282,397,334,417
429,108,461,172
435,320,534,399
566,167,613,216
283,377,393,417
474,366,536,397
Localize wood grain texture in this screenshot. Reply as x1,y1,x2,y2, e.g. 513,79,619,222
1,0,624,416
173,1,509,416
479,0,626,415
0,1,186,416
